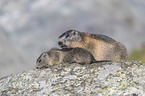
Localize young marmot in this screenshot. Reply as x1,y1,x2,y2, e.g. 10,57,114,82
58,30,128,61
36,47,108,69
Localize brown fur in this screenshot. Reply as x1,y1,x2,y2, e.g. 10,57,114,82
58,30,128,61
36,47,105,69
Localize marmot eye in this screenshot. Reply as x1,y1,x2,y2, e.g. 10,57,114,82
38,59,41,63
66,34,69,38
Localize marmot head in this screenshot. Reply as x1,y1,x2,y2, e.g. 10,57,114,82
36,48,61,69
58,30,82,48
36,52,50,69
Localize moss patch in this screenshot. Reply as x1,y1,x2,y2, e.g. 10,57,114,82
129,45,145,63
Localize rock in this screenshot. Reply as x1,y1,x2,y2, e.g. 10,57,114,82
0,61,145,95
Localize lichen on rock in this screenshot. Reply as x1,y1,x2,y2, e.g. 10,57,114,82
0,61,145,95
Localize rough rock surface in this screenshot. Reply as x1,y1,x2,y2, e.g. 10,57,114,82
0,61,145,95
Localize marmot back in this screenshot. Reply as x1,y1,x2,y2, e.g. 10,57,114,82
36,47,103,69
58,30,128,61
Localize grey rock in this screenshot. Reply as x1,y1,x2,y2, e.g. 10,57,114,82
0,61,145,95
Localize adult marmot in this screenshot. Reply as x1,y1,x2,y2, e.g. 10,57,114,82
36,47,107,69
58,30,128,61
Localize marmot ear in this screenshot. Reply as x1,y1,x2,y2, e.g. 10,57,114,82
70,30,81,40
72,30,79,36
43,52,49,59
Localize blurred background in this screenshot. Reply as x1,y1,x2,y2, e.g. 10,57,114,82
0,0,145,78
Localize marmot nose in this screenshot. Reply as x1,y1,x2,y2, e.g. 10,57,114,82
58,41,63,45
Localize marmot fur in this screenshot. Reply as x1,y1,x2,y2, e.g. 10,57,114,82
58,30,128,61
36,47,107,69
